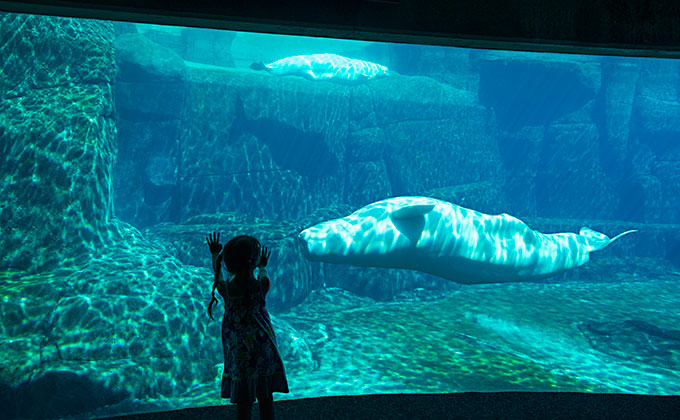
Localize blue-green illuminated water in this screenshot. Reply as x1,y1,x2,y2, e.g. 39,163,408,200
1,11,679,420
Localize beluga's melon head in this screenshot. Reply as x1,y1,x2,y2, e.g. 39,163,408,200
297,196,441,268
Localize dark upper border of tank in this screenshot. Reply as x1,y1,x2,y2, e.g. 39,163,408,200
1,0,680,58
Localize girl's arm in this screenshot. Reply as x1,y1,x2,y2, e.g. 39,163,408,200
213,253,228,300
257,246,272,297
259,268,270,297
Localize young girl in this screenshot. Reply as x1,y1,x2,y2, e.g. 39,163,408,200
207,232,289,420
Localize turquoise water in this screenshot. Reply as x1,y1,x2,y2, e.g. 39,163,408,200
0,11,679,420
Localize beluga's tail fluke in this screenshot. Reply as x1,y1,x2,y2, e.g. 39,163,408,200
579,227,638,252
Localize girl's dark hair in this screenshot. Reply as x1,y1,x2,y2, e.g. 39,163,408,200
208,235,261,320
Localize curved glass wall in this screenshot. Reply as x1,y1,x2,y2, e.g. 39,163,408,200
1,11,678,420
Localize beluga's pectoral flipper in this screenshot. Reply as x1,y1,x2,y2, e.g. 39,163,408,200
298,196,638,285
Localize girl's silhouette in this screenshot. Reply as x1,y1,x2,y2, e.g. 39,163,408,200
207,232,289,420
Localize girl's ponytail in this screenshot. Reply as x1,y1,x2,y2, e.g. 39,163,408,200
207,280,218,320
207,251,223,320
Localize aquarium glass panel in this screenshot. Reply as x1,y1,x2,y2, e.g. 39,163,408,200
1,10,679,420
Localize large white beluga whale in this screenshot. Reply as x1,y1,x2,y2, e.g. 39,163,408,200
298,196,637,284
250,53,389,83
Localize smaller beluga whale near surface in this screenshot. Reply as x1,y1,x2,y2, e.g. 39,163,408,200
298,196,637,284
250,53,389,83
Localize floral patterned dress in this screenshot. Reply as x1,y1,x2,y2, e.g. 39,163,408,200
221,277,289,403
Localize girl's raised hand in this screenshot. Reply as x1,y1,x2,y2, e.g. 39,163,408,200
206,232,222,255
258,246,271,268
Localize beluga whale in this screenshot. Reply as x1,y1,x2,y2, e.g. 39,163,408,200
298,196,637,284
250,53,389,84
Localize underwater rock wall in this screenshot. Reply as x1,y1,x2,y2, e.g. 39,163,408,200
114,35,502,229
627,59,680,223
115,35,680,231
114,38,504,310
112,36,680,313
129,23,236,68
114,33,187,226
479,52,616,219
420,50,680,224
0,15,227,420
535,101,616,219
0,227,225,420
0,13,118,272
143,212,320,313
179,64,349,222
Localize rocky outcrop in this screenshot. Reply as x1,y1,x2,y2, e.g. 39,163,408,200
626,59,680,223
113,33,187,226
0,224,228,420
535,102,617,219
599,58,640,176
0,13,117,272
374,75,501,195
143,213,317,313
130,23,236,68
0,14,247,420
478,51,599,130
579,319,680,370
114,42,502,228
475,51,680,224
176,65,349,223
387,44,481,95
111,25,680,230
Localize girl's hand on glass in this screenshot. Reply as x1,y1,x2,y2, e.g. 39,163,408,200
258,246,271,268
206,232,222,255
